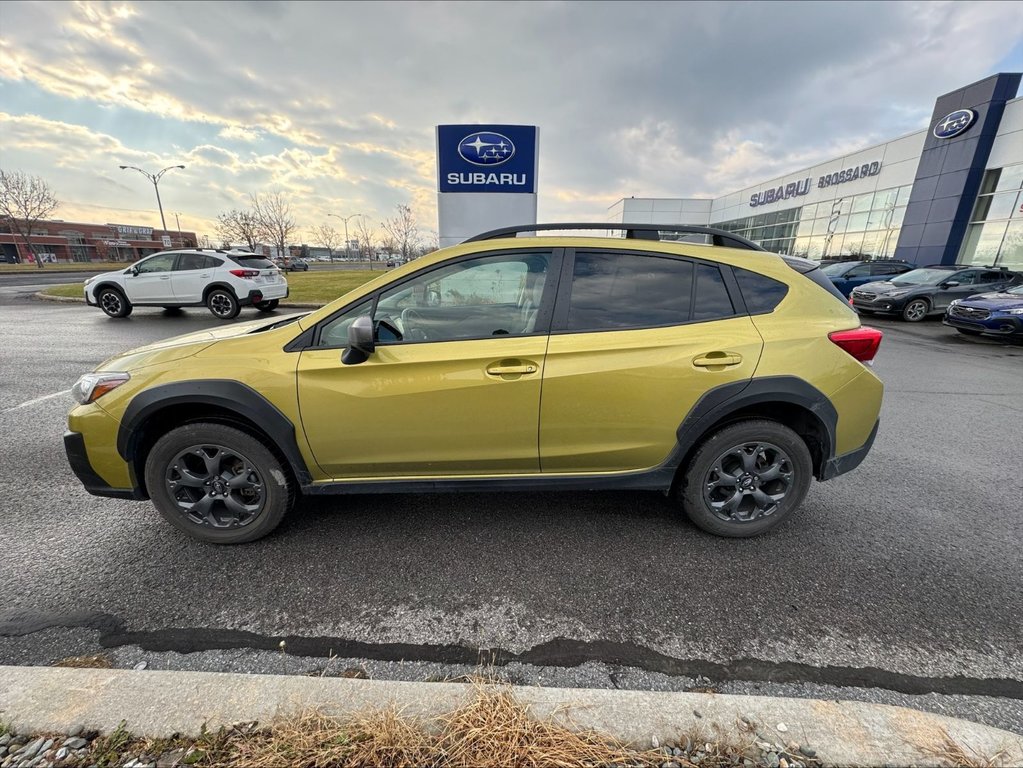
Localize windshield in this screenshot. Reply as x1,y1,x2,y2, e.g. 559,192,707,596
820,262,854,276
1006,284,1023,296
889,268,956,286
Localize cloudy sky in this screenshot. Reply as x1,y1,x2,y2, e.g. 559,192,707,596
1,0,1021,245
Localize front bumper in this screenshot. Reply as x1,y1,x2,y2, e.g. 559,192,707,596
850,294,907,313
64,430,144,500
943,314,1023,336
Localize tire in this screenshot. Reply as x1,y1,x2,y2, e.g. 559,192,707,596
97,287,132,318
680,419,812,538
901,298,929,322
955,328,983,336
206,288,240,320
254,299,279,312
144,423,294,544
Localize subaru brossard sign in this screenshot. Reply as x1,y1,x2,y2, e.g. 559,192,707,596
437,124,538,193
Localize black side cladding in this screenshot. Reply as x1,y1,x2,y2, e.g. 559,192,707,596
781,255,850,304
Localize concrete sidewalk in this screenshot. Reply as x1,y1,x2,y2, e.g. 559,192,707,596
2,665,1021,767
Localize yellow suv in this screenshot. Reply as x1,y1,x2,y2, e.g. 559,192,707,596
65,224,883,543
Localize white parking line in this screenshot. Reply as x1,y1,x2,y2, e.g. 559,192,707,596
4,389,71,412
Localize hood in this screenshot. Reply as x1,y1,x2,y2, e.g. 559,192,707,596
855,280,904,294
957,291,1023,311
96,314,305,372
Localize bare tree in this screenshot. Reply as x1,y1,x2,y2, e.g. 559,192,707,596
0,170,59,268
417,230,439,258
250,190,298,260
215,209,263,250
381,203,420,262
353,216,378,265
198,234,212,249
313,224,341,262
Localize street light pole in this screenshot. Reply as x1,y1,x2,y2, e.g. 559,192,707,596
328,212,364,264
118,164,186,232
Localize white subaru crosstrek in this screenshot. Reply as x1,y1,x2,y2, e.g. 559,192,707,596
84,249,289,320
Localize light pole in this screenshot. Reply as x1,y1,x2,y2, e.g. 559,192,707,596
328,212,364,264
118,164,185,232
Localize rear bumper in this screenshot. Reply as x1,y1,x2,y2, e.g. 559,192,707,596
242,286,289,305
821,419,879,480
64,430,144,500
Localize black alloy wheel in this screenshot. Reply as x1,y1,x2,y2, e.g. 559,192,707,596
254,299,279,312
145,423,293,543
902,298,930,322
681,419,811,537
206,289,240,320
98,287,132,318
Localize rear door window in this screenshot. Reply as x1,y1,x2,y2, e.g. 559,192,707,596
563,252,694,331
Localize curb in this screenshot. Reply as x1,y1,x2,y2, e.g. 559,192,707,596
2,666,1020,767
32,291,325,309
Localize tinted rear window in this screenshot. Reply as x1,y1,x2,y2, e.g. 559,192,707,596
228,254,276,269
693,264,735,321
733,268,789,314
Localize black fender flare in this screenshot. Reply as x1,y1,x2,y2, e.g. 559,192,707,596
117,380,313,486
666,375,838,478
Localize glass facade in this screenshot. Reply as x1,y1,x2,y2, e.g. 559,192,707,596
713,184,913,260
959,164,1023,269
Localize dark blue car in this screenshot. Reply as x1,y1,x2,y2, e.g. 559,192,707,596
943,284,1023,338
820,260,916,297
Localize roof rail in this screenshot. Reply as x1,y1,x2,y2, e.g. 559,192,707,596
464,223,766,251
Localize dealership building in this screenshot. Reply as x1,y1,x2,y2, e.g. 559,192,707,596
0,218,198,263
609,73,1023,270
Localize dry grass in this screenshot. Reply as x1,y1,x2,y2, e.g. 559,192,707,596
921,727,1008,768
53,653,113,668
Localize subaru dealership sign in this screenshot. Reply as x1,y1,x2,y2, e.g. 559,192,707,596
437,125,538,193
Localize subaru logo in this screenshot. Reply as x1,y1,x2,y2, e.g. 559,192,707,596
933,109,977,139
458,132,515,166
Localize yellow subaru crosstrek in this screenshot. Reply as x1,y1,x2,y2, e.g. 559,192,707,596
65,224,883,544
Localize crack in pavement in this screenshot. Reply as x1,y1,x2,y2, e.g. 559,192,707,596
3,610,1021,700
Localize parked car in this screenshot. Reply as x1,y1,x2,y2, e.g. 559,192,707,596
820,260,916,297
943,283,1023,338
83,248,288,320
386,258,404,268
65,223,883,544
850,266,1021,321
283,258,310,271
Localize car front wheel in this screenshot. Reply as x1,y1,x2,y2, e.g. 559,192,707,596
97,287,132,318
206,289,240,320
144,423,294,544
902,298,930,322
680,419,812,538
254,299,279,312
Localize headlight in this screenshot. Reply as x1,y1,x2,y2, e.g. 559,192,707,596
72,372,130,404
949,299,960,306
1002,307,1023,315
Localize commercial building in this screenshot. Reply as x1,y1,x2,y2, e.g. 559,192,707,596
609,73,1023,269
0,218,197,263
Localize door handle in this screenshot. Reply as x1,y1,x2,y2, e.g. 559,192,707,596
159,275,171,280
486,362,538,376
693,352,743,368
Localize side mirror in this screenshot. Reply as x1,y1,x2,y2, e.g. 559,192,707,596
130,266,139,276
940,281,960,289
341,315,375,365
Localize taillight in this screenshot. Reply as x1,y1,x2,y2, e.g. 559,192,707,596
829,327,883,364
230,269,260,278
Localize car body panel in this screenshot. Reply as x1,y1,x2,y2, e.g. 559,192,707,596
539,316,763,472
298,336,547,477
824,260,915,297
943,287,1023,336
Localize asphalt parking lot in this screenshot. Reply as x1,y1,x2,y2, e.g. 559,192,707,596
1,286,1021,733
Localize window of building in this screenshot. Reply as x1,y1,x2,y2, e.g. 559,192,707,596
959,166,1023,267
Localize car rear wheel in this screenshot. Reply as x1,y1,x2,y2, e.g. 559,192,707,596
680,419,812,538
144,423,294,544
902,299,929,322
206,289,240,320
254,299,279,312
98,287,132,318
